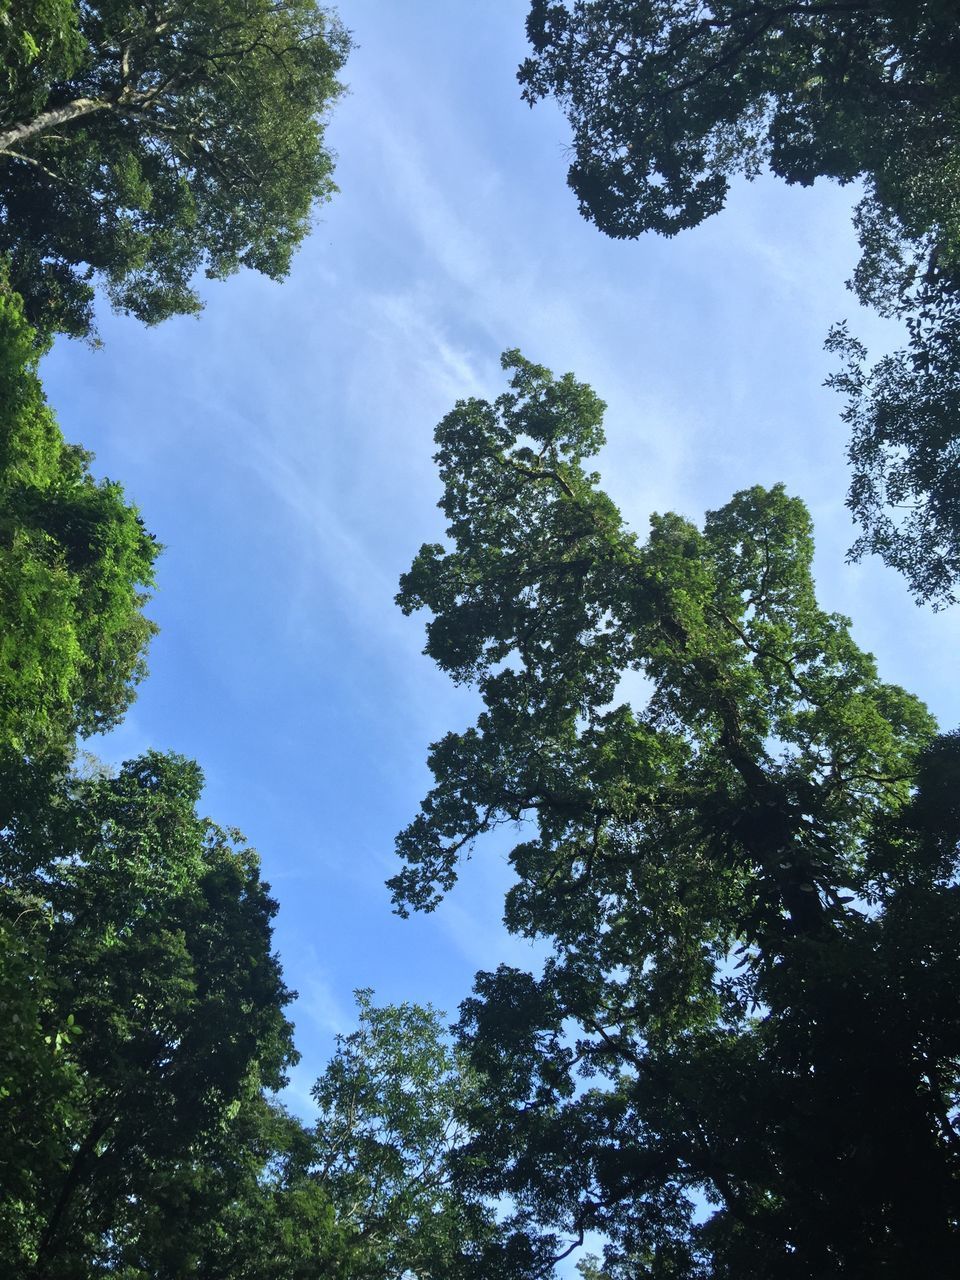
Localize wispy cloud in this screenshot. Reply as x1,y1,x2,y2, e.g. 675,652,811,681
292,950,355,1039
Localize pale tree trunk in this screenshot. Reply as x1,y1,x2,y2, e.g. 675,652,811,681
0,98,113,153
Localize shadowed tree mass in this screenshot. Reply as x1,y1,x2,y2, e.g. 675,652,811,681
0,751,510,1278
394,352,960,1277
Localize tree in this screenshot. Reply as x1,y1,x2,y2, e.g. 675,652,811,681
518,0,960,604
303,991,505,1280
0,0,351,337
826,214,960,608
0,750,297,1277
0,284,158,819
193,992,512,1280
519,1,960,242
393,352,960,1277
0,747,511,1277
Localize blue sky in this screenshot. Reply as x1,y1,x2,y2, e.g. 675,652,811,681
42,0,960,1138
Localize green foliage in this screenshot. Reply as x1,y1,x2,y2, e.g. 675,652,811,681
0,0,351,337
0,754,507,1278
395,353,960,1277
0,2,85,117
520,1,960,242
305,990,504,1279
827,224,960,607
0,751,297,1277
100,990,511,1279
827,298,960,607
520,1,960,603
0,285,158,812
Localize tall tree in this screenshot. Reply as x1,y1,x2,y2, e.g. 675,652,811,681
191,992,512,1280
306,991,508,1280
518,0,960,605
0,0,351,337
1,789,510,1280
0,751,297,1277
393,352,960,1277
0,283,158,819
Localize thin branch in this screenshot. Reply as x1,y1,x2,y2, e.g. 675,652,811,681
0,150,71,184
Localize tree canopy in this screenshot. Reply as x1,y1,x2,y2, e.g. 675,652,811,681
519,0,960,605
827,244,960,608
305,991,502,1279
519,1,960,242
0,0,351,337
0,751,296,1277
199,992,512,1280
0,750,510,1279
0,283,158,818
394,352,960,1276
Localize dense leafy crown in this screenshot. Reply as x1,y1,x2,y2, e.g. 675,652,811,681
520,1,960,241
0,751,297,1277
394,353,960,1277
1,803,513,1280
395,350,933,919
0,0,350,336
0,284,158,802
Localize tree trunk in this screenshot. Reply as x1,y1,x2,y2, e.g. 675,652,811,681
0,98,112,153
32,1111,114,1278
